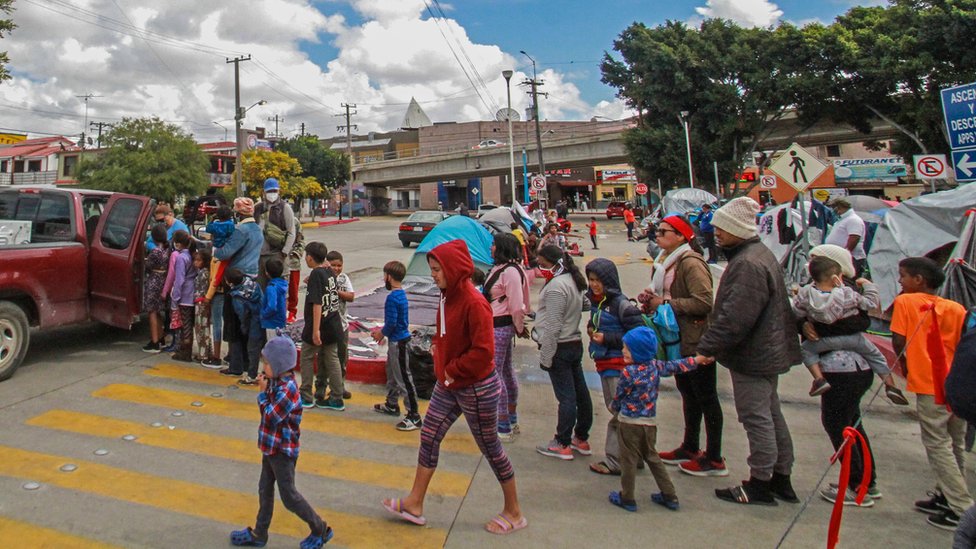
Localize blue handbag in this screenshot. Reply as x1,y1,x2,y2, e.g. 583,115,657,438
652,302,682,361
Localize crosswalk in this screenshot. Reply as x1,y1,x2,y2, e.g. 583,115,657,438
0,362,481,548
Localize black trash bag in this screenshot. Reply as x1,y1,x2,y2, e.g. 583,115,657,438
408,327,436,400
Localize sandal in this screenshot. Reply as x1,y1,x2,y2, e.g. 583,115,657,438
589,461,621,476
485,513,528,535
230,527,268,547
715,483,777,506
299,527,334,549
382,498,427,526
608,491,637,512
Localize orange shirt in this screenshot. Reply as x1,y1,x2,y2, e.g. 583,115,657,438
890,292,966,395
588,222,597,236
623,210,636,223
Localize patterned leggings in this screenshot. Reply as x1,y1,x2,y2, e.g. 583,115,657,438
193,302,213,360
418,372,514,482
493,325,518,432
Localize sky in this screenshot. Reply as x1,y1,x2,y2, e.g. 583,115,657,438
0,0,882,143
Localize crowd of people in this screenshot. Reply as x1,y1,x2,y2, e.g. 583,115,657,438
143,185,974,545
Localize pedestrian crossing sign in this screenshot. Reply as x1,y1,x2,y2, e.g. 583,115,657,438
767,143,828,192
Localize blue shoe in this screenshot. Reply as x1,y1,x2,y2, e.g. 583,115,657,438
300,527,333,549
301,398,315,409
608,491,637,512
230,527,267,547
651,492,680,511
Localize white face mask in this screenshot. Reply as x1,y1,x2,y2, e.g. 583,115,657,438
266,192,279,203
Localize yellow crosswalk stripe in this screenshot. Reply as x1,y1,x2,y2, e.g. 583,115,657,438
0,516,123,548
92,384,480,455
0,445,445,548
27,409,469,498
144,363,431,415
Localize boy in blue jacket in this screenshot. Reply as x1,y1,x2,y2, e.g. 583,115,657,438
260,258,288,339
608,327,710,512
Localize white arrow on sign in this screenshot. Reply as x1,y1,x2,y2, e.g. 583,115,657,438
958,153,976,178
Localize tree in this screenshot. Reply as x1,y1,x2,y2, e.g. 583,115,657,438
0,0,16,83
240,149,323,200
79,117,209,201
275,135,350,189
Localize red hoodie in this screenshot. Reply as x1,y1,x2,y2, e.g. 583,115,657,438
427,240,495,390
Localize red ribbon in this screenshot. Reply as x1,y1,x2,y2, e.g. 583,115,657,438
827,427,872,549
921,303,950,406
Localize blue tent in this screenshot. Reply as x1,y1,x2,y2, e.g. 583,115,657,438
404,215,494,290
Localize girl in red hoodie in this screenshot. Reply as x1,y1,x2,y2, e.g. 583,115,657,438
382,240,527,535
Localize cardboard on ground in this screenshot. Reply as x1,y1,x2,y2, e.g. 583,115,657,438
767,143,829,192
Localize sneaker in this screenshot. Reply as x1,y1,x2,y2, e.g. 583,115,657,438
678,456,729,477
220,368,241,376
536,439,573,460
915,491,951,515
498,431,515,443
142,341,161,353
161,343,178,353
287,312,297,324
885,385,909,406
927,509,961,531
659,446,703,465
318,397,345,411
570,437,592,456
829,482,882,499
819,485,875,507
373,402,400,416
396,416,422,431
238,375,258,385
201,357,223,369
301,398,315,409
809,377,831,397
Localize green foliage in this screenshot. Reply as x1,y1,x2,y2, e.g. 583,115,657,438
0,0,16,83
275,135,350,189
78,117,210,201
240,149,323,200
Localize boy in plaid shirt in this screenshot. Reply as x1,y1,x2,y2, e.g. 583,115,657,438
230,336,333,548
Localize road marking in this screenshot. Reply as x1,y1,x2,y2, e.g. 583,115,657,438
0,445,446,548
144,363,431,415
92,384,479,455
27,409,469,498
0,516,123,548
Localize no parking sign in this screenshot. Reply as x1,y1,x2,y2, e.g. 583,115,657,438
759,175,777,189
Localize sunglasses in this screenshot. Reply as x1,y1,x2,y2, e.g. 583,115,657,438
656,228,680,236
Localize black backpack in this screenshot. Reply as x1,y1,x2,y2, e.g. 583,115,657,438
482,263,526,303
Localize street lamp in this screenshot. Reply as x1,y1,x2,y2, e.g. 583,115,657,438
213,121,228,141
502,69,516,205
678,110,695,189
520,50,547,208
234,99,268,197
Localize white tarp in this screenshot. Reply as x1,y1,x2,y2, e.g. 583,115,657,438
869,185,976,310
662,188,717,216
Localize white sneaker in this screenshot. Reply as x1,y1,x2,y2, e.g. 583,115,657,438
820,485,874,507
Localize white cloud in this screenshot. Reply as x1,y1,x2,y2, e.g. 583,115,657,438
0,0,601,142
694,0,784,28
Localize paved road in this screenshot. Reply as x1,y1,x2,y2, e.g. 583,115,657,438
0,215,971,547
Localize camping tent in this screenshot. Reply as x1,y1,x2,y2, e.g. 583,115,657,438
403,214,494,293
662,188,717,216
869,185,976,310
941,211,976,310
479,206,528,234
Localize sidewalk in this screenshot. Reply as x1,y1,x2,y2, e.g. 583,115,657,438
299,214,361,229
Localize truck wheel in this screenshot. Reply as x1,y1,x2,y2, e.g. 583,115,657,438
0,302,29,382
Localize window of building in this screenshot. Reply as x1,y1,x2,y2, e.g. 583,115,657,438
826,145,841,157
13,160,24,172
63,155,79,177
27,160,42,172
0,160,6,173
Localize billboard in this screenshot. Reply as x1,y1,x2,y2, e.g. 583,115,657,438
832,157,906,184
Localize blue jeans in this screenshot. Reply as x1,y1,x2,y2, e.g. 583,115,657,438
545,340,592,446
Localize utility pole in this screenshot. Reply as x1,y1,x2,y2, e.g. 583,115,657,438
300,123,306,137
227,55,252,197
89,121,112,148
337,104,358,218
267,114,284,139
525,78,548,207
75,93,101,149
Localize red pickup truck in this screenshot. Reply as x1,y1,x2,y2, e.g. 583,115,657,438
0,186,154,381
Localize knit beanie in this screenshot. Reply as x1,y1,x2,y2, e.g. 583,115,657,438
711,197,759,239
262,335,297,377
233,197,254,217
809,244,856,279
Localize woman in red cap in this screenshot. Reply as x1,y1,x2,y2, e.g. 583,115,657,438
638,214,725,477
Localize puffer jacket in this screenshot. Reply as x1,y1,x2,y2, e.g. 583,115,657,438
585,258,644,374
696,237,801,376
667,252,713,357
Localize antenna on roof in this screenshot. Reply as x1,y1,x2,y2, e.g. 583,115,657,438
75,93,102,149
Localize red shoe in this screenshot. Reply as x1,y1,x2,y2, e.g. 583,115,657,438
536,439,573,460
658,446,703,465
287,312,297,324
678,456,729,477
571,437,592,456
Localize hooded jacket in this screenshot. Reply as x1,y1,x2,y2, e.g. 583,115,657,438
230,276,264,338
611,327,697,423
585,258,643,374
428,240,495,390
261,277,289,330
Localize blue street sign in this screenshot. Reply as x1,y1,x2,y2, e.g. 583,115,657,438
951,148,976,182
941,82,976,150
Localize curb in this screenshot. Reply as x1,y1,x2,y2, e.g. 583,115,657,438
301,218,360,229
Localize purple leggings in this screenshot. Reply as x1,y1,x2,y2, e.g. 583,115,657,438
493,325,518,432
418,372,515,482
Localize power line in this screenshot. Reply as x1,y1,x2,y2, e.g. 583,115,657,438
429,0,499,114
421,0,495,116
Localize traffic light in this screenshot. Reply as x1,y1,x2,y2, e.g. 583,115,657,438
736,171,756,182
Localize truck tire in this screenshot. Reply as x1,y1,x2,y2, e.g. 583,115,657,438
0,301,29,382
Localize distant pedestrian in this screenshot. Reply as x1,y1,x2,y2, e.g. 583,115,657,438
169,230,198,363
826,198,867,277
299,242,345,411
580,197,589,212
696,197,801,506
586,217,599,250
230,336,333,549
623,204,636,241
372,261,421,430
698,203,718,264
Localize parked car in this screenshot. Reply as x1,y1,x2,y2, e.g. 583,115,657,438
398,210,450,247
605,201,628,219
0,186,155,381
476,203,498,218
473,139,505,149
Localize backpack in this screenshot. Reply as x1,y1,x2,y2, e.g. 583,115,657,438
482,263,526,303
945,328,976,423
617,297,682,361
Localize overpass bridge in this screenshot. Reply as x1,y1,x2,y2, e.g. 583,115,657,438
352,116,902,188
